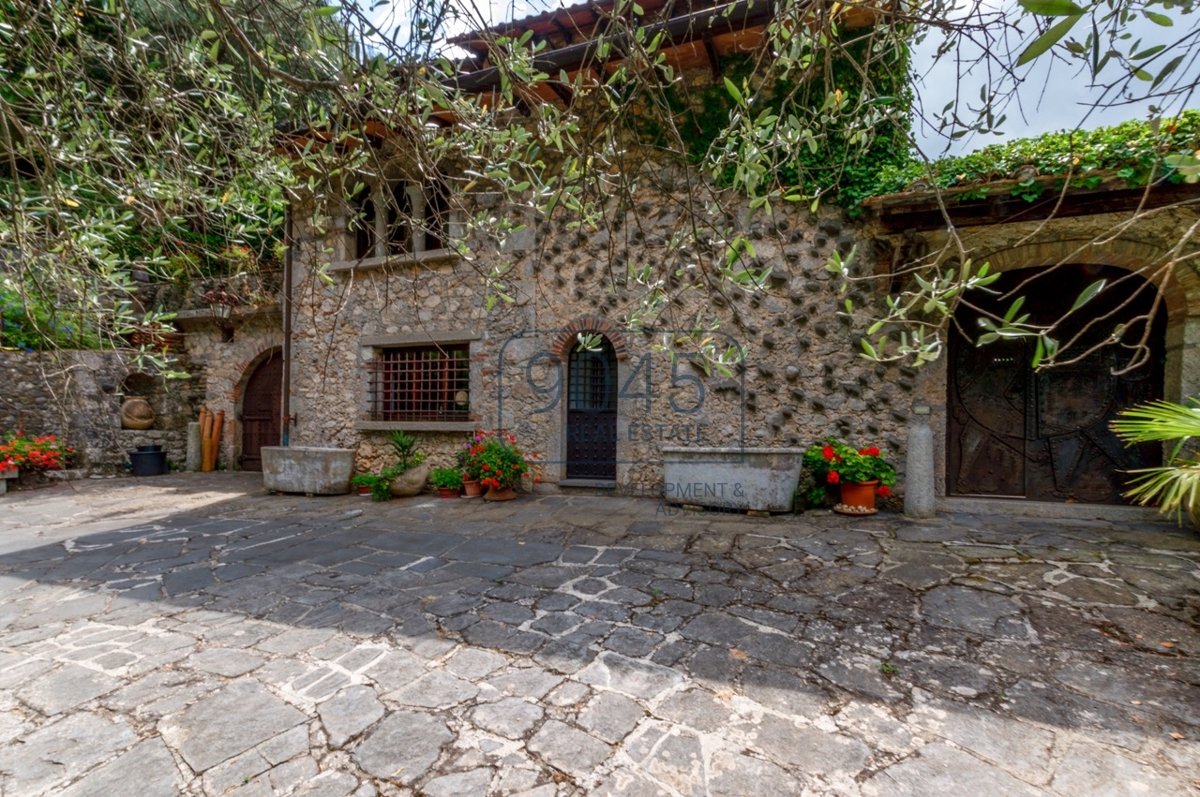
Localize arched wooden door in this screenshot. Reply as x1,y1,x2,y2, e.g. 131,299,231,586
240,352,282,471
948,264,1164,503
566,337,618,480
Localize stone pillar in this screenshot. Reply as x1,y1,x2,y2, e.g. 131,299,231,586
904,404,936,518
185,422,202,472
1170,315,1200,402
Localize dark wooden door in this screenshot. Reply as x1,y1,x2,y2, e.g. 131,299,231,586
240,352,282,471
566,339,618,479
948,265,1164,503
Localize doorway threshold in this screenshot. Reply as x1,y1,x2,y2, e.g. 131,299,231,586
940,496,1163,522
557,478,617,490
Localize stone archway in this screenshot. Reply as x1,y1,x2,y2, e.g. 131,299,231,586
549,316,629,362
977,236,1200,402
564,335,619,481
946,261,1166,503
236,348,282,471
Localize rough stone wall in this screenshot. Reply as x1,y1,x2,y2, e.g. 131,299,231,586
180,312,283,469
288,180,916,492
0,349,201,471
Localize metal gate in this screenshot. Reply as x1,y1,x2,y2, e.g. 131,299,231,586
948,264,1164,503
240,352,282,471
566,338,617,480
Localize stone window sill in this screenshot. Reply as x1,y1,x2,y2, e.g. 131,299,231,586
327,249,460,273
354,420,477,433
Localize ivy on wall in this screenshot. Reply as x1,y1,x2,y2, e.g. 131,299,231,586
873,110,1200,200
646,33,914,217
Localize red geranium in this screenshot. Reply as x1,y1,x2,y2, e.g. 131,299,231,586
822,445,836,461
0,433,72,472
877,485,891,497
826,471,840,485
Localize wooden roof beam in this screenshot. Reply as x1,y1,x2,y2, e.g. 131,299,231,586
444,0,773,92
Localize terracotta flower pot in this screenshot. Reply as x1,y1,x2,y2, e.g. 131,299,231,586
483,485,517,501
437,486,460,499
462,478,482,498
840,480,879,510
120,397,155,430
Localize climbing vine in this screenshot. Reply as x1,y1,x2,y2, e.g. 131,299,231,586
873,110,1200,201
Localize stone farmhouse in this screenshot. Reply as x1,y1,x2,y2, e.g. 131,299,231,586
168,0,1200,509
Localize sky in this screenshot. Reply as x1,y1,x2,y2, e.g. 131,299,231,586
371,0,1196,157
906,8,1190,156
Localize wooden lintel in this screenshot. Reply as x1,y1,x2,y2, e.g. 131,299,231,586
871,183,1200,234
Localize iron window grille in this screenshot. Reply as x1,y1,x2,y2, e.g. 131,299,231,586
352,179,450,260
368,344,470,422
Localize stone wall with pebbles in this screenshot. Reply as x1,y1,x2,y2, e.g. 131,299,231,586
287,177,918,492
0,349,202,471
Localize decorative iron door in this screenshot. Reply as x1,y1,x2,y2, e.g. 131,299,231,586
240,352,282,471
948,265,1164,503
566,339,618,479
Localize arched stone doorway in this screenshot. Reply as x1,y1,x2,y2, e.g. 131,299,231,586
239,351,282,471
566,335,618,480
947,264,1165,503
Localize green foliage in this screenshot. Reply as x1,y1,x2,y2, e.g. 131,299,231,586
654,34,914,214
0,433,74,471
388,430,426,473
1,286,104,350
351,468,399,502
800,438,897,507
460,431,531,491
0,0,323,358
874,111,1200,199
430,467,463,489
1111,399,1200,525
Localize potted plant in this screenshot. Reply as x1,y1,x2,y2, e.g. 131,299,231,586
430,467,463,498
803,438,897,514
458,438,484,497
0,434,74,488
466,430,532,501
387,430,430,497
351,468,399,502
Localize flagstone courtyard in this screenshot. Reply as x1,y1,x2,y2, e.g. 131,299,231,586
0,474,1196,796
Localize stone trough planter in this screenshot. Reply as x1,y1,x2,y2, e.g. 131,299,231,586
262,446,354,495
0,466,17,496
661,447,806,513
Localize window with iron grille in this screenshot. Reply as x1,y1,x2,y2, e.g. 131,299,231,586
368,344,470,422
351,179,449,260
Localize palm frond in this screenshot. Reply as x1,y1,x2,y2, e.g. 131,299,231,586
1122,461,1200,524
1111,399,1200,447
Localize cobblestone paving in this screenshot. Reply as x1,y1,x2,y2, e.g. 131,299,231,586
1,474,1197,796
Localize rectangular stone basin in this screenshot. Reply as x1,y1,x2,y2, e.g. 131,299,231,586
262,446,354,495
661,447,806,513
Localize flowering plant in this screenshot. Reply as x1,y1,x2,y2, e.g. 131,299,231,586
802,438,896,506
0,433,74,472
459,430,532,490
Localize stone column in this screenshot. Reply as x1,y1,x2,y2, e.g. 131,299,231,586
1169,315,1200,402
185,422,202,472
904,404,936,518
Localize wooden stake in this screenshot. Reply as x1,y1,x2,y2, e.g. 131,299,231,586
200,407,213,472
211,410,225,471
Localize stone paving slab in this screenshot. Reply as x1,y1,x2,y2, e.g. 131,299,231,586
0,473,1197,795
